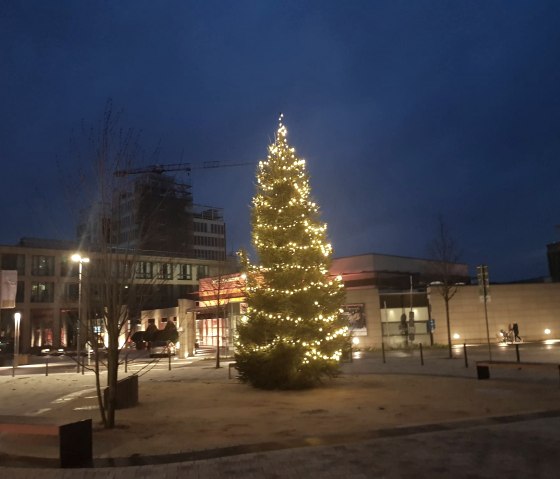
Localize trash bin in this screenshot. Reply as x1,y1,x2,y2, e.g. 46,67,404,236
476,365,490,380
104,374,138,409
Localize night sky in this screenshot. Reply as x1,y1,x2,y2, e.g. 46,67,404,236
2,1,560,282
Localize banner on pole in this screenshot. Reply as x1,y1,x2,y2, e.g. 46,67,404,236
0,270,18,309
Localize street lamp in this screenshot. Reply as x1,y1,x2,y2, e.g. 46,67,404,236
71,254,90,373
12,312,21,377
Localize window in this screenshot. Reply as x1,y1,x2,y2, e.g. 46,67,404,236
60,257,79,277
211,224,225,235
16,280,24,303
194,250,225,261
64,283,79,302
197,265,210,279
158,262,173,280
135,261,153,279
194,221,207,233
1,254,25,275
31,282,54,303
177,264,192,280
31,255,55,276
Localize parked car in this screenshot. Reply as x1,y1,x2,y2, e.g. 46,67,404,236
131,331,147,350
149,340,176,358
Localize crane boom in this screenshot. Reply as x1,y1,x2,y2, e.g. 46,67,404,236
114,160,254,177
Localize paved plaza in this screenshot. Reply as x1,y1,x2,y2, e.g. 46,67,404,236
1,345,559,477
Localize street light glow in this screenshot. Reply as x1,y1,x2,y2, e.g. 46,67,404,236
71,253,89,374
71,254,90,263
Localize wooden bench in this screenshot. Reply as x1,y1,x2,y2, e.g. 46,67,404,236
476,360,560,386
0,416,92,468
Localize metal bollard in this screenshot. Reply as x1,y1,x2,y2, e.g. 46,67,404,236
46,357,49,376
381,342,386,364
419,343,424,366
464,343,468,368
515,343,520,363
168,352,171,371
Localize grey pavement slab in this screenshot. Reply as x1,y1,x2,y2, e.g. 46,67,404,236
2,415,560,478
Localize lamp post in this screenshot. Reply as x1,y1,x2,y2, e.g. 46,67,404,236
12,312,21,377
71,254,90,373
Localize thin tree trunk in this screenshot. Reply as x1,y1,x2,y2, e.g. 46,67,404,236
215,316,221,368
93,351,107,427
105,329,119,428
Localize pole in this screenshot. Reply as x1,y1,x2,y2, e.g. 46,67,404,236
482,266,492,361
483,295,491,361
76,261,82,373
382,301,388,352
463,343,468,368
12,312,21,377
419,343,424,366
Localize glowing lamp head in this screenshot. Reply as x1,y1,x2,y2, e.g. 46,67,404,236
453,333,461,340
71,254,90,263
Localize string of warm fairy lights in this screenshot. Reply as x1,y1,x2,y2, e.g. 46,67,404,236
239,113,348,369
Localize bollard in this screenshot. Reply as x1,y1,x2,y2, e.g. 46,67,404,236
419,343,424,366
168,352,171,371
381,342,386,364
515,343,520,363
46,357,49,376
125,353,128,373
463,343,468,368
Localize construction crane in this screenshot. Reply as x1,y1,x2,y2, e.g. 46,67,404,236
114,160,254,177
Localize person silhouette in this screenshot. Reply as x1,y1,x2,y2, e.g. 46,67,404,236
513,323,521,342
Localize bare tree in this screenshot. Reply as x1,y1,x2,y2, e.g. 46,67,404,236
70,100,164,428
197,259,242,368
428,215,462,359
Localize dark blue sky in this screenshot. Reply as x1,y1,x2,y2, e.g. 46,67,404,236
1,1,559,282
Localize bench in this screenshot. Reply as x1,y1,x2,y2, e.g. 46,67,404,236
0,416,92,468
476,360,560,386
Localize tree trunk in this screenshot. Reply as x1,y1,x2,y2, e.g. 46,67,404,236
105,329,120,428
93,351,107,427
215,316,221,369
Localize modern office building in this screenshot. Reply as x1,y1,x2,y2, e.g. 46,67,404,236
0,238,229,354
79,171,227,261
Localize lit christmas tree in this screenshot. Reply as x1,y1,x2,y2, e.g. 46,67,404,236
235,115,349,389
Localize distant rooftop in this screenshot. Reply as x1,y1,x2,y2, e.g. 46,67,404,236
16,237,78,250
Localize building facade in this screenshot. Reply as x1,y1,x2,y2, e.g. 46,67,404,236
142,253,560,355
79,172,227,262
0,238,228,354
